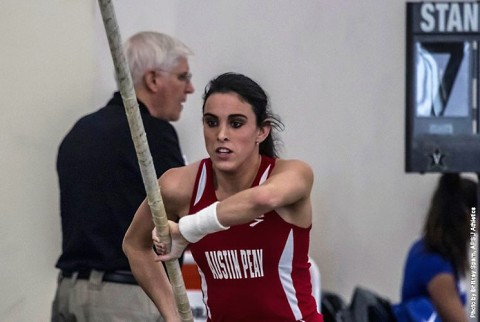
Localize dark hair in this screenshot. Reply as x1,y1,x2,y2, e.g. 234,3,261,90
423,173,477,276
202,72,284,158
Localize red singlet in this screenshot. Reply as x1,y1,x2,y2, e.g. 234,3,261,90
188,156,323,322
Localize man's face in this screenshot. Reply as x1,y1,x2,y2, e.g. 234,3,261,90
154,57,194,121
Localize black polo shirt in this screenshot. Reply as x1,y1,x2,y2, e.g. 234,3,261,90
55,92,185,272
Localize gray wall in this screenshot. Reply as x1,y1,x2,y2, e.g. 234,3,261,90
1,0,459,320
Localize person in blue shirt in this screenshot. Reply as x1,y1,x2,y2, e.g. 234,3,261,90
394,174,477,322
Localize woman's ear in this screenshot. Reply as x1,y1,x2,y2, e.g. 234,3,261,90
256,122,271,144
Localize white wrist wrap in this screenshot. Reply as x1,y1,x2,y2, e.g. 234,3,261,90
179,201,229,243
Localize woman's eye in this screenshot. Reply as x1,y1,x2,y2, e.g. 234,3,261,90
231,121,243,128
205,119,217,127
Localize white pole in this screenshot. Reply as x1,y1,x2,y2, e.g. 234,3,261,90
96,1,193,321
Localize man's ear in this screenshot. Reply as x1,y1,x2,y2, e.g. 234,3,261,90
143,70,160,93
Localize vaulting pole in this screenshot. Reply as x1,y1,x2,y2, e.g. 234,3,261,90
97,1,193,321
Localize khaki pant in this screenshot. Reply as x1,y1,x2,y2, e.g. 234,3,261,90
51,271,164,322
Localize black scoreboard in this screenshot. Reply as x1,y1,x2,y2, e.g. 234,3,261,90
406,1,480,173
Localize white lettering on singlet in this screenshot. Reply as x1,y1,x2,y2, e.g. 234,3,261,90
204,249,264,279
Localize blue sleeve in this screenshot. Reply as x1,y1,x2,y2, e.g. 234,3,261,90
415,251,455,290
401,240,456,301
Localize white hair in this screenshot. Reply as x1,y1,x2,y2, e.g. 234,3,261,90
122,31,193,86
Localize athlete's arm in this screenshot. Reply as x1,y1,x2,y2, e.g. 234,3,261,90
428,273,468,322
122,165,195,320
216,159,313,228
155,159,313,260
122,198,180,321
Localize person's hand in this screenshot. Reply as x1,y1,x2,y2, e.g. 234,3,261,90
152,226,161,249
152,221,189,261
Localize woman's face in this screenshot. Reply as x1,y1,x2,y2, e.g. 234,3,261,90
202,92,269,173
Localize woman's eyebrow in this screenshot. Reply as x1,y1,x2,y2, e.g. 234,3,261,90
228,114,247,119
203,113,248,119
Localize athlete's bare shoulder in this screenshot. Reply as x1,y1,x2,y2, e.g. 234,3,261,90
159,161,202,217
272,159,313,181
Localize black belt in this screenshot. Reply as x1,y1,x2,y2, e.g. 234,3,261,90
62,270,138,285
